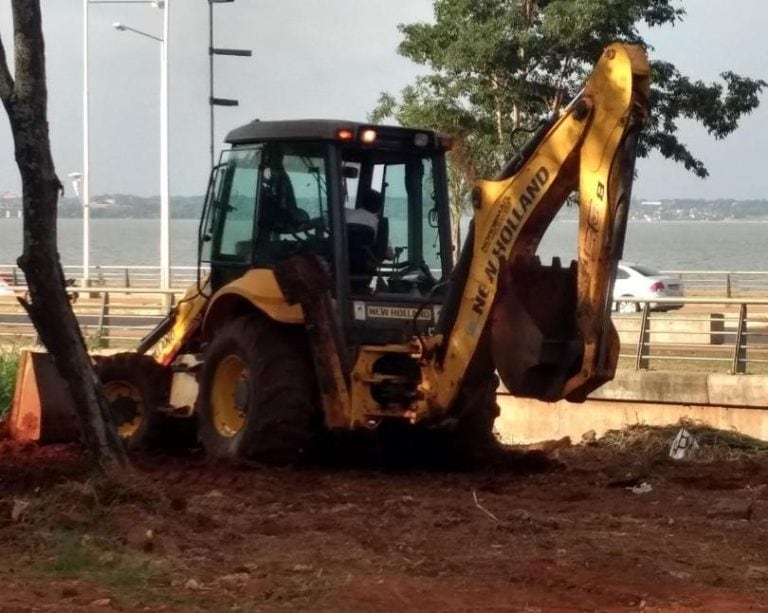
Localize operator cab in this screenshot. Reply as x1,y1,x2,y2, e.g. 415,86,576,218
199,119,454,345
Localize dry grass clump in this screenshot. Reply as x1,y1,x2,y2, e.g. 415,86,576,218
597,419,768,462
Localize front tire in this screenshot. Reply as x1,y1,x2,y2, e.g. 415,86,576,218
431,326,500,466
94,353,170,450
196,314,319,464
449,355,500,461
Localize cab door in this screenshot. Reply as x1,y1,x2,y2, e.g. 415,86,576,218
201,142,334,291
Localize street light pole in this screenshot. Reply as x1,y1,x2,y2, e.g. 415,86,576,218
112,0,170,291
89,0,167,288
82,0,91,284
208,0,250,168
159,0,170,290
208,0,215,169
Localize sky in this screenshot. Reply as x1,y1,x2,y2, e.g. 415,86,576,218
0,0,767,201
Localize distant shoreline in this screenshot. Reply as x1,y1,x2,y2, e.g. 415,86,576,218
0,217,767,225
1,217,766,271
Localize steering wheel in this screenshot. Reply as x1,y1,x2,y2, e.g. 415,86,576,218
389,261,436,293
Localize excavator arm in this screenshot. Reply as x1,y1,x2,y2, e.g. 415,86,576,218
427,43,650,411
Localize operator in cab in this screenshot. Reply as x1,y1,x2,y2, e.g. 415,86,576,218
346,188,382,233
345,188,394,261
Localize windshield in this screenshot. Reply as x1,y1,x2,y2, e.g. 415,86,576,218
200,146,261,265
341,149,447,296
201,143,331,269
375,159,441,271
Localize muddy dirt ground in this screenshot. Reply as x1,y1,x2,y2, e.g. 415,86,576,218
0,428,767,612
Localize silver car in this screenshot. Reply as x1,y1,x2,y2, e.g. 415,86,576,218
613,262,684,313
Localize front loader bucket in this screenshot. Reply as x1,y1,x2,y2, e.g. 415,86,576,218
490,255,619,402
9,350,78,443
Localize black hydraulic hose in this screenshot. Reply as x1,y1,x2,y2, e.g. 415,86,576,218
135,312,175,355
493,114,558,181
434,223,475,364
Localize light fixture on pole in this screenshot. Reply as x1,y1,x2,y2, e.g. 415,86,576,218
112,21,162,41
81,0,91,285
208,0,251,168
85,0,166,288
112,0,171,290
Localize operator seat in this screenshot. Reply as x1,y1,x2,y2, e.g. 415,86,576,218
347,216,391,293
260,167,306,235
373,217,389,263
254,167,311,262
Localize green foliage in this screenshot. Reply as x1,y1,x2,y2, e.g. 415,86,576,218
0,347,19,419
44,531,158,601
372,0,766,224
46,532,101,575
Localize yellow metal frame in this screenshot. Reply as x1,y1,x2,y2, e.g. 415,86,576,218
152,277,211,366
152,44,649,433
345,342,423,429
420,43,650,414
203,269,305,333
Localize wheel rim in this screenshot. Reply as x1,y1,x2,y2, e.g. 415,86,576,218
211,354,249,438
103,380,144,439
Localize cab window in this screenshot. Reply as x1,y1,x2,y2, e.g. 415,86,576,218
341,153,443,296
201,143,331,268
375,158,440,271
200,146,262,265
252,142,330,264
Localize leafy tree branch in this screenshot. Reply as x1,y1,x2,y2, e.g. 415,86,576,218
372,0,765,228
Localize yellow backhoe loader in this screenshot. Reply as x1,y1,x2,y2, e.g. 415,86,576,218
11,43,649,462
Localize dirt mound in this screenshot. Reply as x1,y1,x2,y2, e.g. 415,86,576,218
597,419,768,461
0,428,766,610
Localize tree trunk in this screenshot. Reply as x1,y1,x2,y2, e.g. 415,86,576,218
491,75,503,143
447,143,476,257
0,2,127,469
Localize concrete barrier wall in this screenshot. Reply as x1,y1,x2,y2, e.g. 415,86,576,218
614,313,725,346
588,370,768,407
495,369,768,444
495,396,768,444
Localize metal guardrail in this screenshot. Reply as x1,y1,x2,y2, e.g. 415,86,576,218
660,270,768,297
0,265,201,289
0,288,766,375
614,296,768,374
0,287,181,349
1,265,768,295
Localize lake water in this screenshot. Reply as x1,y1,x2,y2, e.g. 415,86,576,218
0,218,765,271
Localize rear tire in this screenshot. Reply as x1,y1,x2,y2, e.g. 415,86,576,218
94,353,170,451
196,314,319,464
426,327,500,467
449,361,500,463
381,372,499,470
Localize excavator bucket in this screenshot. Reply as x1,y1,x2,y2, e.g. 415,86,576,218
8,350,79,443
490,255,619,402
7,278,207,446
477,44,648,405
